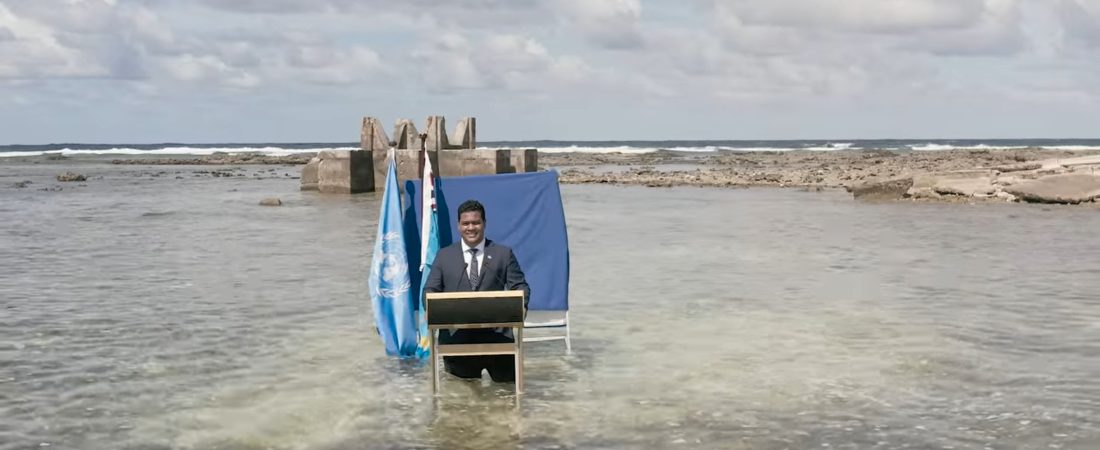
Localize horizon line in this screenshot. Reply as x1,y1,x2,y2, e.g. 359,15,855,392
5,137,1100,147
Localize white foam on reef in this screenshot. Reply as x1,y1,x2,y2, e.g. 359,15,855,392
490,145,660,154
0,146,355,158
5,143,1100,158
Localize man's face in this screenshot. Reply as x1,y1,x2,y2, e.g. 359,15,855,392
458,211,485,247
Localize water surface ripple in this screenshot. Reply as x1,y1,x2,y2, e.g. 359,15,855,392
2,164,1098,449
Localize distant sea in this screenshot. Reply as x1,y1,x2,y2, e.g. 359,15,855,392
3,138,1100,158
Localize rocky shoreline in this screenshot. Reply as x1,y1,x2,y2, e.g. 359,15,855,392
541,148,1100,205
108,152,316,165
11,148,1100,205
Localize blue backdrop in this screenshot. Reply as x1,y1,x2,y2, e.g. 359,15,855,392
404,171,570,311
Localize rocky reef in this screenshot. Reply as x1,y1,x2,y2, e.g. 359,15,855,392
542,148,1100,205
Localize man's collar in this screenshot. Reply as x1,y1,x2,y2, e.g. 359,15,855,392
461,239,486,253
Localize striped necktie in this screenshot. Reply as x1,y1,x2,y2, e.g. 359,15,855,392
468,248,479,286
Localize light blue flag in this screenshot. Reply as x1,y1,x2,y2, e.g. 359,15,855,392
416,154,441,359
369,153,418,357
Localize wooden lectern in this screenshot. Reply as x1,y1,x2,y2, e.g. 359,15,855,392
425,290,526,395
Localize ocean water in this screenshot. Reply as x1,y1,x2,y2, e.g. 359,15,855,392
4,138,1100,158
2,161,1099,449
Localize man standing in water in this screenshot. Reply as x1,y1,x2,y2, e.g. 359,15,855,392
424,199,530,382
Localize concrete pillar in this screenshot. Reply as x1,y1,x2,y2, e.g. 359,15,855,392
510,148,538,173
424,116,450,151
300,157,320,191
360,117,389,151
393,119,420,150
450,117,476,149
436,149,513,176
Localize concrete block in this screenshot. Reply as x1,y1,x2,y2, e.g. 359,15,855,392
393,119,420,150
360,117,389,151
450,117,476,149
305,115,534,193
319,150,374,194
420,149,439,176
348,150,375,193
436,149,463,177
496,150,515,174
373,149,418,192
300,157,320,191
318,157,352,194
424,116,450,151
465,149,500,174
317,150,350,160
507,148,538,173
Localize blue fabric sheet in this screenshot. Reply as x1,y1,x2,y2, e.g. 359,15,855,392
404,171,570,311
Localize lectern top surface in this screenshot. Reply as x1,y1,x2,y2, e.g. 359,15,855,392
425,290,525,300
425,290,526,326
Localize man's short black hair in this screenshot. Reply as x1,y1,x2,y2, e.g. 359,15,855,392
457,199,486,221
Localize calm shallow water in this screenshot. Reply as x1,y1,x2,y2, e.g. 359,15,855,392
2,161,1099,449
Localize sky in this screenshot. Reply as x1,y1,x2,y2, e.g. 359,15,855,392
1,0,1099,144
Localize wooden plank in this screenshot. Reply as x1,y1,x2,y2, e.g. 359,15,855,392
516,327,524,395
522,336,565,342
426,293,524,325
429,322,524,330
436,343,517,356
426,290,525,300
431,332,439,393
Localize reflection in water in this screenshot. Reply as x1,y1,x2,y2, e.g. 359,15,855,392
2,162,1100,449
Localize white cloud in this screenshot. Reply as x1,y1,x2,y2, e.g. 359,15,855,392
718,0,987,33
482,35,554,72
162,54,229,82
193,0,548,30
410,33,487,90
122,6,178,55
284,45,385,85
679,0,1042,105
714,0,1026,56
903,0,1026,56
554,0,644,49
1058,0,1100,48
214,41,262,68
194,0,330,14
411,32,597,94
0,0,392,90
0,2,109,78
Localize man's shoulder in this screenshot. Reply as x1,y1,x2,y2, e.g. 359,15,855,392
439,242,463,254
484,240,514,255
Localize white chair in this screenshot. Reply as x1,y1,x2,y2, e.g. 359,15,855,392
523,310,571,353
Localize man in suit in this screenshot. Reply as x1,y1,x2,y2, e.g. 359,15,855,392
424,199,531,382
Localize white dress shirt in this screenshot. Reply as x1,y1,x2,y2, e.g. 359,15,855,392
458,239,513,338
460,239,485,280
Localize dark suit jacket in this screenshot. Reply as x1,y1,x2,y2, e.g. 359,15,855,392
424,239,530,310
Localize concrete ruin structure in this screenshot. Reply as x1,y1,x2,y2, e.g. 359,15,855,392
299,116,538,193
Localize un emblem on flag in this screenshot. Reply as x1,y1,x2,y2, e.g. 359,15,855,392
372,231,410,298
